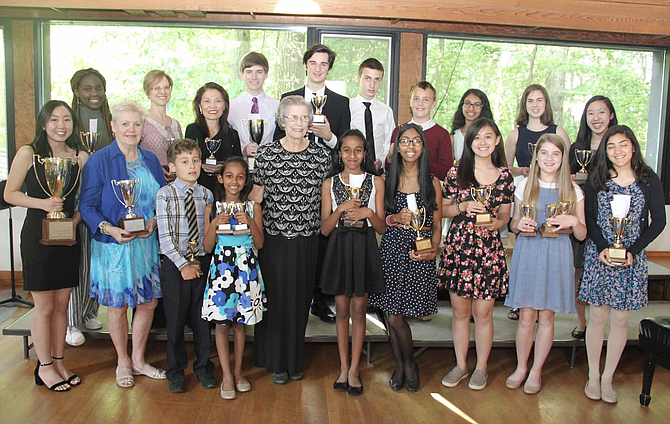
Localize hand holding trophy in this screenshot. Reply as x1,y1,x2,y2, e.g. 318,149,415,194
231,202,251,235
186,239,202,273
470,187,492,226
518,204,537,237
556,200,574,234
242,118,268,171
204,138,221,166
33,155,81,245
540,203,559,238
311,95,328,125
111,178,149,237
215,201,234,234
608,194,631,265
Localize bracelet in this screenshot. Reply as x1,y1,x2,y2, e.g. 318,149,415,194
99,221,111,235
386,215,396,227
457,202,464,214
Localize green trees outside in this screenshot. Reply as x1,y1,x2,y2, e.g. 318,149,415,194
425,38,654,154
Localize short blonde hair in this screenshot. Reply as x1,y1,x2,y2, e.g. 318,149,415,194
142,70,174,96
111,99,147,122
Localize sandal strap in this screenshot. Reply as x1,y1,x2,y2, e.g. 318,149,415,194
52,356,64,360
40,361,54,367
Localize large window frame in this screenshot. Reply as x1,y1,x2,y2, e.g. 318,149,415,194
1,20,15,180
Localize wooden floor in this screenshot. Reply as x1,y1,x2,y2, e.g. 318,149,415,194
0,304,669,424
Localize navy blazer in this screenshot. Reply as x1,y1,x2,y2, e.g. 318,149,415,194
273,86,351,148
79,140,166,243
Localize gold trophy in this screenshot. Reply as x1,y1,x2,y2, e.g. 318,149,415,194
470,187,492,226
410,207,432,253
609,217,628,264
231,202,251,235
215,201,234,234
556,200,574,234
242,118,268,171
111,178,148,236
528,142,537,157
343,186,365,228
204,138,221,166
540,203,559,238
575,149,593,183
518,204,536,237
33,155,80,245
186,239,202,272
311,95,327,125
80,131,101,154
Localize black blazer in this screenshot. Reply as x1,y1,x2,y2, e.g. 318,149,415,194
273,86,351,149
185,123,242,193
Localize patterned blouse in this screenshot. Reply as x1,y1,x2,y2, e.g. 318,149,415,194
253,139,331,238
140,115,183,166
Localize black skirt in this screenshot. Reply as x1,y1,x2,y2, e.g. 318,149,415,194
319,225,385,297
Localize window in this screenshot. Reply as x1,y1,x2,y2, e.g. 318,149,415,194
426,37,665,172
0,25,8,180
46,23,307,128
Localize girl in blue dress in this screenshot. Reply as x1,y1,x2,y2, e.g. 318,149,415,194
202,157,265,400
579,125,665,403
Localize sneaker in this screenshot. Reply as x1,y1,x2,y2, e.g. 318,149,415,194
468,369,488,390
65,326,85,346
441,367,468,388
198,372,218,389
84,317,103,330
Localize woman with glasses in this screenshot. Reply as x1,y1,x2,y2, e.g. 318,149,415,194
450,89,494,162
140,70,183,181
251,96,332,384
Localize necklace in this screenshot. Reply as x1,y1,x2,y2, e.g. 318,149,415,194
126,149,143,167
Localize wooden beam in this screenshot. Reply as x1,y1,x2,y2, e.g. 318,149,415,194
397,32,423,125
11,20,35,152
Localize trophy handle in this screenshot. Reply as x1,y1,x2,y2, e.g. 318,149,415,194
133,178,143,209
110,180,128,208
61,158,82,200
32,155,52,198
420,207,427,232
469,187,475,202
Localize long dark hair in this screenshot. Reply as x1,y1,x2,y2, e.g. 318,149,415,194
589,125,651,192
330,129,378,177
29,100,83,157
385,123,437,213
192,82,231,136
574,96,618,151
450,89,494,133
70,68,113,137
457,117,507,189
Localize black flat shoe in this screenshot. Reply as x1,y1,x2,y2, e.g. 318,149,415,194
272,371,289,385
347,382,364,396
389,371,404,391
311,301,336,323
571,327,586,339
333,379,348,392
406,377,420,392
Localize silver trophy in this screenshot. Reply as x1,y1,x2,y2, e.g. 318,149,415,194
205,138,221,166
242,119,268,171
111,178,147,236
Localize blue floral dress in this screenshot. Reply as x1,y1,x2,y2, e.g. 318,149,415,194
579,181,647,310
202,201,266,324
90,162,162,308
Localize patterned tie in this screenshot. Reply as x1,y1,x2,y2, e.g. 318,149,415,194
251,97,259,114
184,187,198,245
363,102,376,161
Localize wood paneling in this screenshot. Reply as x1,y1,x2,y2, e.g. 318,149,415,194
3,0,670,36
397,33,423,125
11,20,35,150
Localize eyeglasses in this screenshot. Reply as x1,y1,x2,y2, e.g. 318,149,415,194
398,137,423,147
283,115,311,123
152,85,172,92
463,101,483,110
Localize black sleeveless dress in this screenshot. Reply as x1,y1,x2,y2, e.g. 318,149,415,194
21,150,81,291
516,124,558,167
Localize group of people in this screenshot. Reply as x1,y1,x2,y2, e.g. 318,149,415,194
3,43,665,405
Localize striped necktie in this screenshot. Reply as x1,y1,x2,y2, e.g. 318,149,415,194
184,187,198,245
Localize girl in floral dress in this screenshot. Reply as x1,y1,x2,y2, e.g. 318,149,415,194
438,117,514,390
579,125,665,404
202,157,266,399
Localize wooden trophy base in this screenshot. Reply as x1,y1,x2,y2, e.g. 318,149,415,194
232,224,251,236
40,218,76,246
609,246,627,264
575,172,588,182
412,237,433,253
539,224,558,238
556,228,573,234
474,213,491,227
119,217,149,238
217,224,233,235
518,230,537,237
188,259,202,273
344,219,364,228
205,158,218,166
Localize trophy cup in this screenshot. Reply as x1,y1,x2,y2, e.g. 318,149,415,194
186,239,202,272
343,186,365,228
215,201,234,234
470,187,492,226
528,142,537,157
609,217,628,264
311,95,328,125
242,118,268,171
575,149,593,183
231,202,251,235
556,200,574,234
540,203,559,238
410,207,433,253
204,138,221,166
111,178,148,236
80,131,101,154
33,155,80,245
518,204,536,237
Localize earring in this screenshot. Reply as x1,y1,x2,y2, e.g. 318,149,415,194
363,155,366,164
338,156,343,165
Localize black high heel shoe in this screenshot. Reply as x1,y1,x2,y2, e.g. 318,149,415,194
34,360,70,392
52,356,81,386
389,370,404,391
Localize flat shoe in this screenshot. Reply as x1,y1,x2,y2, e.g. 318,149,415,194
389,370,404,391
236,377,251,392
132,365,167,380
601,385,618,404
442,367,468,388
169,376,186,393
116,367,134,388
468,369,488,390
333,379,348,392
505,374,526,390
523,377,542,394
584,380,601,401
220,383,236,400
272,372,289,385
571,327,586,339
84,317,103,330
289,372,304,381
405,378,420,392
347,382,364,396
65,327,85,347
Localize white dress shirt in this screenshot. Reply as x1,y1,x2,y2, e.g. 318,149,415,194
229,91,279,157
409,117,436,131
304,85,337,148
350,94,396,163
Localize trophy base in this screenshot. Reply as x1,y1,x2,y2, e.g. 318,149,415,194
474,213,491,227
188,259,202,273
205,158,218,166
539,224,558,238
232,229,251,236
216,224,233,235
119,217,148,237
556,228,573,234
39,218,76,246
312,114,326,125
518,230,537,237
412,237,433,253
609,246,627,264
344,219,364,228
248,157,255,171
575,172,588,182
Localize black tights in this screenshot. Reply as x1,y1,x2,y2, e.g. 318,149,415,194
387,314,417,380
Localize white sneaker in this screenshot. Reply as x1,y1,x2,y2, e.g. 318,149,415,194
84,317,103,330
65,326,85,346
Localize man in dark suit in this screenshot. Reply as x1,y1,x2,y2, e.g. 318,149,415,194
275,44,351,324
